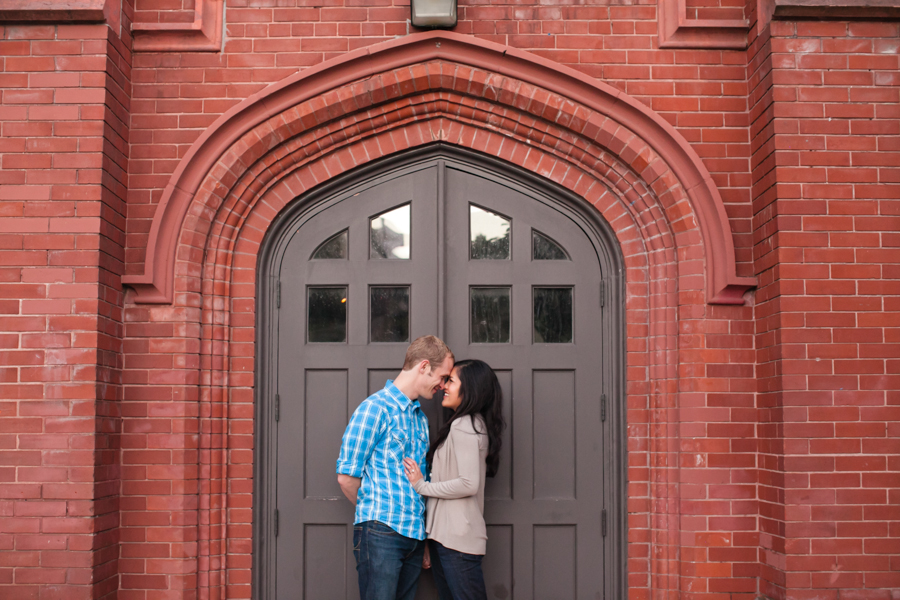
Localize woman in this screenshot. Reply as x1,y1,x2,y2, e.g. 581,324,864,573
402,359,504,600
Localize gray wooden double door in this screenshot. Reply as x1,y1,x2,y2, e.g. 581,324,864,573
270,158,615,599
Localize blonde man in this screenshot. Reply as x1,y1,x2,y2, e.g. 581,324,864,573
337,335,454,600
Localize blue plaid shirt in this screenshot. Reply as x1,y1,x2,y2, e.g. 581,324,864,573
336,380,430,540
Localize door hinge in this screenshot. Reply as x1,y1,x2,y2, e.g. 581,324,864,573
274,394,280,422
601,509,607,537
599,280,605,307
276,280,281,308
274,509,279,537
601,394,607,422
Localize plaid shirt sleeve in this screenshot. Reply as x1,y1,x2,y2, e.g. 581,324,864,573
336,399,387,478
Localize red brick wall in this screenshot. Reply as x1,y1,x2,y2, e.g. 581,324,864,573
0,1,898,599
0,15,132,600
122,4,760,599
754,19,900,598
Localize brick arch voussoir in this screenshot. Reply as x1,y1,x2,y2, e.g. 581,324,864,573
124,31,753,306
201,91,679,282
190,90,681,304
183,118,652,308
195,113,672,311
216,118,667,319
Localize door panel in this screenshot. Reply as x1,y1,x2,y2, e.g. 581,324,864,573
483,525,513,599
270,157,614,600
532,370,576,500
485,371,512,501
304,370,349,499
304,525,350,598
534,526,576,598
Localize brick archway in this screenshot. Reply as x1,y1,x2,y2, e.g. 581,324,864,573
120,31,755,599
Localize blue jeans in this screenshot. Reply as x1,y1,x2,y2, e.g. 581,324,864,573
429,540,487,600
353,521,425,600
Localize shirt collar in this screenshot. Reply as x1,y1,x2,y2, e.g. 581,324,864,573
385,380,419,411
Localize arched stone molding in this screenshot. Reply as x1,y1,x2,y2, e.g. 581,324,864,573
122,30,754,306
194,131,680,600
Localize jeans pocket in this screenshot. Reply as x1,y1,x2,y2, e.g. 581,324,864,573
353,525,364,566
353,525,362,551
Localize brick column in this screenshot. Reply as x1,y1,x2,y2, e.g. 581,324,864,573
751,16,788,600
755,19,900,599
0,18,131,599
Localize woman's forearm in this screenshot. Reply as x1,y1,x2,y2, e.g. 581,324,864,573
414,427,481,499
414,473,478,499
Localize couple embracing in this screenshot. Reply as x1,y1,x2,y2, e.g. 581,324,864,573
336,335,504,600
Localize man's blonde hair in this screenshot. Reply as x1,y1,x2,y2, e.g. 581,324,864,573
403,335,454,371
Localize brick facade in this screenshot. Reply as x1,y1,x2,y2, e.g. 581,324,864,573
0,1,897,599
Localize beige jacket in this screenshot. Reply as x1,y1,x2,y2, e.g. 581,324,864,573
413,415,488,555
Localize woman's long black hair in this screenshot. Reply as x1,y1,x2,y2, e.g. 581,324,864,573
426,359,505,477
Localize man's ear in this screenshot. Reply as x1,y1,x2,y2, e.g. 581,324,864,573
418,359,431,374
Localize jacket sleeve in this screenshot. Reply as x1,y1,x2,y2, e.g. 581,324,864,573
413,420,481,499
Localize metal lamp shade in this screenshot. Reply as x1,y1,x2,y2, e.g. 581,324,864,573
410,0,457,28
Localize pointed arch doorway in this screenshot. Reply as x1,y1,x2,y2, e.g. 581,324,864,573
254,146,626,600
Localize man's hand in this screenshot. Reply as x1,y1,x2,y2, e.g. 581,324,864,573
337,474,361,505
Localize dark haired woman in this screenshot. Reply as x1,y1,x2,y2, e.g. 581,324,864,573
402,359,504,600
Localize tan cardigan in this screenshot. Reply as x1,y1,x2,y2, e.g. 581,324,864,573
413,415,488,555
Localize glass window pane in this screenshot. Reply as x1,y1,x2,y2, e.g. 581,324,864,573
308,287,347,343
533,230,569,260
533,288,573,343
311,229,348,259
471,287,510,344
370,286,410,343
470,205,510,260
370,205,410,259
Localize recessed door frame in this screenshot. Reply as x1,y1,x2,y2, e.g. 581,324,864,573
253,144,628,599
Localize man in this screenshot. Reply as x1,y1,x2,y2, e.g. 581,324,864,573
336,335,454,600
